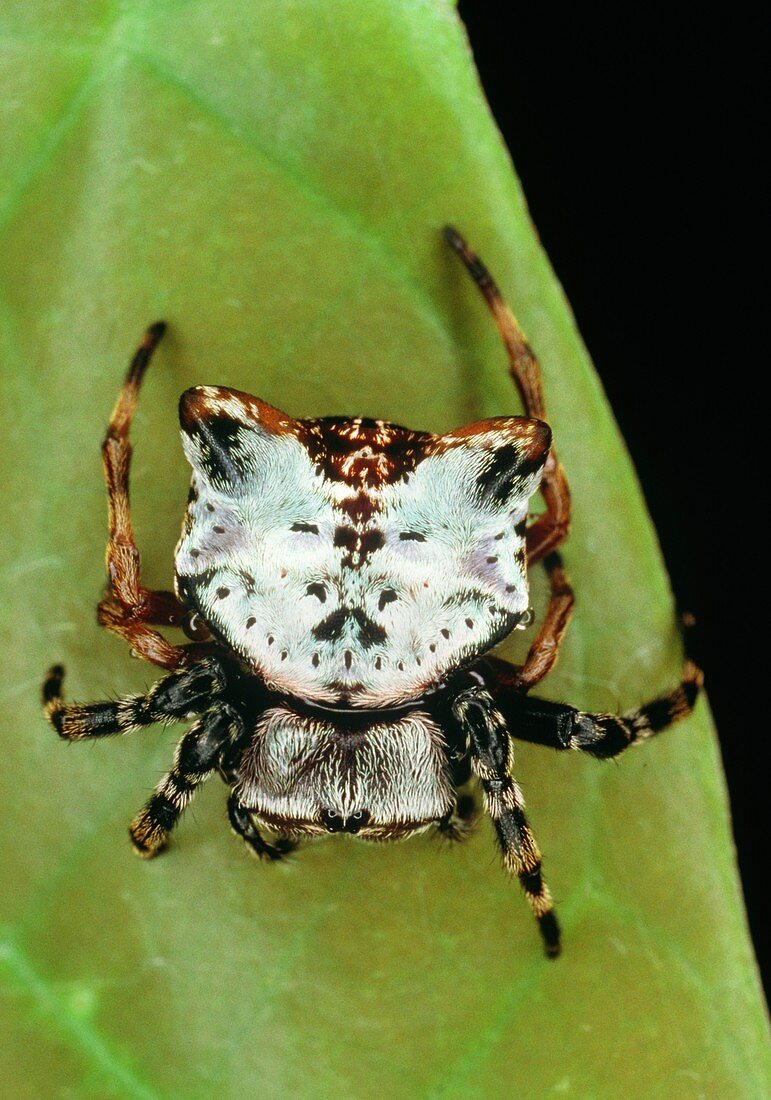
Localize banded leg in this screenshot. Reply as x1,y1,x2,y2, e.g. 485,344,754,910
453,556,573,701
487,660,703,758
453,685,560,957
514,551,575,693
444,226,571,565
130,704,241,857
227,796,297,861
97,321,192,670
42,657,227,741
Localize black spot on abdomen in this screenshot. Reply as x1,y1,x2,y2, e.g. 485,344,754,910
351,608,387,648
378,589,397,611
313,608,348,642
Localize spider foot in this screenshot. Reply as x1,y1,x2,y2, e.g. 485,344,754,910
228,796,297,862
240,832,298,862
129,812,169,859
437,793,478,843
259,836,298,862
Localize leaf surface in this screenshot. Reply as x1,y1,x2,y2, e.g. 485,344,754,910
1,3,767,1097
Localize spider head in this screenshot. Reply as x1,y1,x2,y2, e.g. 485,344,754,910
175,386,549,706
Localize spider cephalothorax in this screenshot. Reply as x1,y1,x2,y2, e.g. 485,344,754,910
43,228,702,957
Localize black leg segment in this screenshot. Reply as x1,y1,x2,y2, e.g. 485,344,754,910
491,660,703,759
452,684,560,957
437,791,478,842
227,796,297,861
130,703,242,857
42,658,228,741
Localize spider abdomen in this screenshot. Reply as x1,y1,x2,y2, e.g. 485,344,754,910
233,705,455,841
175,391,549,707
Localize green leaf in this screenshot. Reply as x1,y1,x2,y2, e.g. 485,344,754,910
1,3,767,1097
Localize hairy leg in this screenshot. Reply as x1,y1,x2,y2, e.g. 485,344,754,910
130,703,242,857
443,226,570,565
444,227,574,694
42,657,227,740
513,551,575,693
437,791,478,842
484,658,703,757
226,796,298,862
452,684,560,957
97,322,192,670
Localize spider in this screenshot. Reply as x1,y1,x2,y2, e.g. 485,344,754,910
42,228,702,957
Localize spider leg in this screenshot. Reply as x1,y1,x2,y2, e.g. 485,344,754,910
97,321,192,670
483,658,703,757
514,551,575,693
98,589,187,629
42,657,227,741
452,684,560,957
437,791,478,842
130,703,241,857
443,226,571,565
226,796,298,862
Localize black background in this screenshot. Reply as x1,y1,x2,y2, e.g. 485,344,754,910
457,6,766,986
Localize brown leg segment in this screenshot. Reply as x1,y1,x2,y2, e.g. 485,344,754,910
468,553,575,697
444,228,575,691
97,322,192,670
443,226,571,565
512,552,575,693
